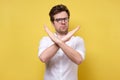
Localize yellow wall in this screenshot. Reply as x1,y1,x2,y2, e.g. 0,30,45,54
0,0,120,80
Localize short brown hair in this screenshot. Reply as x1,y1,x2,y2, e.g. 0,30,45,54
49,4,70,22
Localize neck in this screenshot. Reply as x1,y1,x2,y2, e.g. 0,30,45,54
56,32,67,39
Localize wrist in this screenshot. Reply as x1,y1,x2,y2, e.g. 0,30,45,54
56,39,64,47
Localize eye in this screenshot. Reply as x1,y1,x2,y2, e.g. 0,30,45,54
64,18,68,21
54,17,69,23
55,18,61,22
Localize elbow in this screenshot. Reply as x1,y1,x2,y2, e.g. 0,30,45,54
76,58,83,65
39,56,48,63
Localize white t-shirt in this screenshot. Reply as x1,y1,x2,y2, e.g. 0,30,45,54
38,36,85,80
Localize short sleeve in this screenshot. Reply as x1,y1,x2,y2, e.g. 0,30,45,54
75,36,86,60
38,37,54,57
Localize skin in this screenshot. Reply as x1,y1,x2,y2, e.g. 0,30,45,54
39,11,83,65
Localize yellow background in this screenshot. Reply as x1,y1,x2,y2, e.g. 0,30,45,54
0,0,120,80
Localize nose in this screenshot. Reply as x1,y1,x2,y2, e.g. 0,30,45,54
61,20,66,24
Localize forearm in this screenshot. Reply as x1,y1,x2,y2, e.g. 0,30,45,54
39,43,59,63
57,41,83,65
43,25,82,64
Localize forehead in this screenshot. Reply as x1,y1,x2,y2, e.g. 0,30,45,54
54,11,68,18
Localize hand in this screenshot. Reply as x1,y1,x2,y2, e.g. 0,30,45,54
62,26,80,42
44,25,80,43
44,25,62,44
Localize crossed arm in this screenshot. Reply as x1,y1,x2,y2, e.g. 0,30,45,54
39,26,83,65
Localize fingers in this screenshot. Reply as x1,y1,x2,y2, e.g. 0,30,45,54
44,25,50,33
71,26,80,33
62,26,80,42
43,25,80,43
43,25,60,43
44,25,53,36
75,26,80,31
69,26,80,36
44,25,54,38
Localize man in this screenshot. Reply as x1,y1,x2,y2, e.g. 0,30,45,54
38,4,85,80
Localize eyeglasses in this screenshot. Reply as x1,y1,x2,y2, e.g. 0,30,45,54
54,17,69,23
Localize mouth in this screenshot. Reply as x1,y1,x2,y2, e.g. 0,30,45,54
61,26,67,29
61,26,68,32
60,25,67,28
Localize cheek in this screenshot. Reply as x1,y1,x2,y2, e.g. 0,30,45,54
52,23,59,30
53,22,59,27
52,21,57,26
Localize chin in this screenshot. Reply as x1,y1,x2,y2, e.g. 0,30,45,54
62,31,68,34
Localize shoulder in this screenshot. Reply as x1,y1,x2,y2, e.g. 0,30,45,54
40,36,51,41
39,36,52,44
72,36,84,42
39,36,54,46
41,36,50,40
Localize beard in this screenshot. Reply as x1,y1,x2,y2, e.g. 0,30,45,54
56,28,68,35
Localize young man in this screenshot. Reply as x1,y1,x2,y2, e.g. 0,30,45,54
38,4,85,80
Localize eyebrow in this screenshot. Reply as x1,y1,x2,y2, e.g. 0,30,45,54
55,17,68,19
